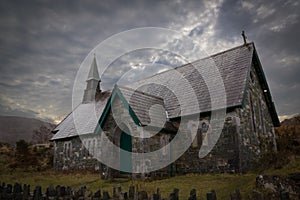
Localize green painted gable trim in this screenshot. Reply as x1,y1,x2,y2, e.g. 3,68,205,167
94,85,142,134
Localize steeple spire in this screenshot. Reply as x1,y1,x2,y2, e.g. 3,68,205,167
82,54,101,103
87,54,100,81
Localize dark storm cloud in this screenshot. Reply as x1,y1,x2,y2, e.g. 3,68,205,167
215,0,300,118
0,0,196,123
0,0,298,123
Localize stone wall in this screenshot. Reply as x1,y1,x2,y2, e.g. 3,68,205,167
53,135,103,171
236,62,277,172
53,66,277,175
172,112,241,174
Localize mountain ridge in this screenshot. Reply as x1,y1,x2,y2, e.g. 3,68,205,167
281,114,300,126
0,115,55,144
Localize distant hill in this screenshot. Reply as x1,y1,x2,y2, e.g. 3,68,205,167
281,114,300,126
0,116,55,145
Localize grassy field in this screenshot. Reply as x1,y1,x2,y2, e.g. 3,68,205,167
1,155,299,199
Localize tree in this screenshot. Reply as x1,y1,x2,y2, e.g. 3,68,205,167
16,139,29,157
32,124,55,144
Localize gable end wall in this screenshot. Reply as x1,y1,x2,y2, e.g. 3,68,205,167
236,62,277,172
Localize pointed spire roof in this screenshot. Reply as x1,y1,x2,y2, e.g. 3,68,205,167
87,54,100,81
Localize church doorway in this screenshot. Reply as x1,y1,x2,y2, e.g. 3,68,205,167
120,128,132,174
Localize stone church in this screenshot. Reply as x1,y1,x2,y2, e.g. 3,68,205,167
51,42,280,178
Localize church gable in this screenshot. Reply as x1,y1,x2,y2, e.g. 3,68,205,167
96,85,167,132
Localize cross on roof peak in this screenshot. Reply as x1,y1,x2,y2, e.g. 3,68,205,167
241,30,247,45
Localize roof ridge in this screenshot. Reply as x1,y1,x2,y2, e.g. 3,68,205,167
174,42,254,70
129,42,254,85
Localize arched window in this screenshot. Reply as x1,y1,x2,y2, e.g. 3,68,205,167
63,141,72,158
92,139,95,156
87,140,91,157
68,142,72,157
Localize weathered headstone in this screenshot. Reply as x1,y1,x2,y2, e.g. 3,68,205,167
151,193,159,200
13,182,22,200
138,190,148,200
23,184,30,199
169,188,179,200
230,189,242,200
46,185,57,198
188,188,196,200
120,191,128,200
33,185,42,200
113,185,122,198
206,190,217,200
129,185,135,199
61,186,66,197
280,190,290,200
7,184,12,194
6,184,14,200
103,190,110,200
94,189,101,200
252,190,263,200
65,186,72,196
157,188,161,200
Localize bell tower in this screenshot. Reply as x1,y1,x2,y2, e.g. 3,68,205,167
82,54,101,103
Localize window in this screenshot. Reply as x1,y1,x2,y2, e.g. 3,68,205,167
191,124,198,148
187,122,203,148
87,140,91,157
161,135,169,156
68,142,72,157
82,141,86,158
249,91,257,134
258,100,266,135
201,122,211,147
92,139,95,156
64,143,67,157
63,141,72,158
250,71,255,84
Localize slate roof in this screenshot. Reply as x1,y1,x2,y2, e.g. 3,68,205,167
118,86,166,126
51,91,111,140
129,43,254,118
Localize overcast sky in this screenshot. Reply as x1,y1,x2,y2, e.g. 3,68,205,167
0,0,299,124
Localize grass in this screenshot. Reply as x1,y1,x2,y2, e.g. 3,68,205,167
0,170,256,199
0,155,299,199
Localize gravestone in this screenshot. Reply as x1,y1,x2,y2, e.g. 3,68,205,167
169,188,179,200
252,190,263,200
23,184,30,199
129,185,135,199
280,190,290,200
157,188,161,200
206,190,217,200
113,185,122,198
94,189,101,200
65,186,72,197
7,184,12,194
188,189,196,200
13,183,22,200
138,190,148,200
120,191,128,200
103,190,110,200
230,189,242,200
33,185,42,200
151,193,159,200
